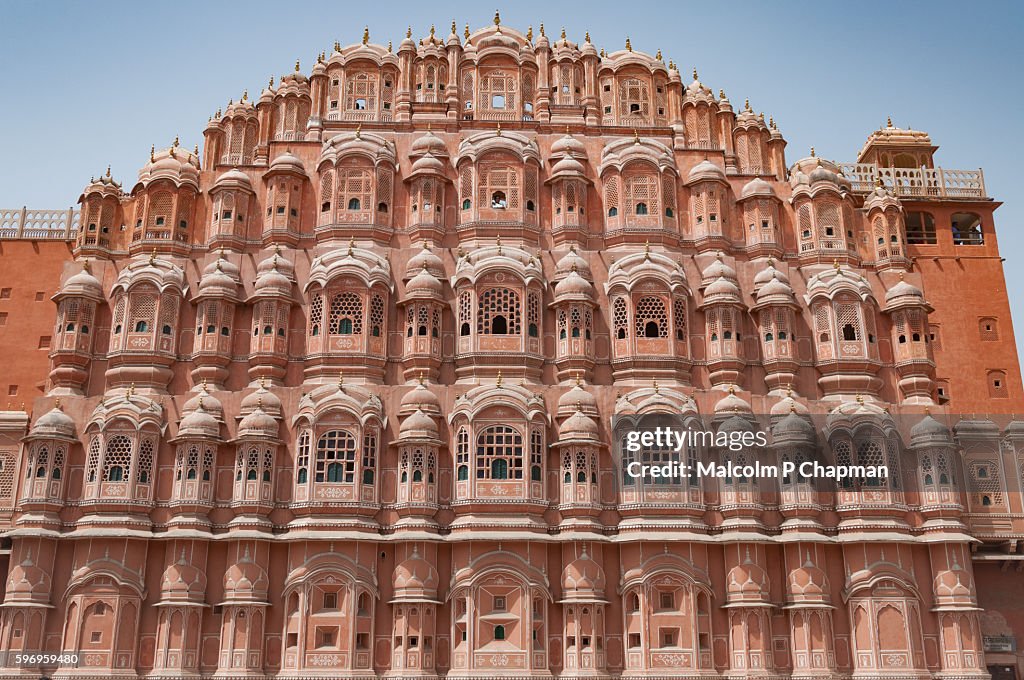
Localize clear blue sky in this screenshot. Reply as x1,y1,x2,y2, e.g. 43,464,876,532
2,0,1023,359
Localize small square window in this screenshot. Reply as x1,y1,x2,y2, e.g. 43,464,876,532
34,291,45,301
90,632,102,643
0,312,7,325
659,592,673,610
0,288,11,299
7,385,17,396
493,595,506,611
38,336,51,350
323,591,337,610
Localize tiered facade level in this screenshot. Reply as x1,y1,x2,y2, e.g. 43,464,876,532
1,16,1024,680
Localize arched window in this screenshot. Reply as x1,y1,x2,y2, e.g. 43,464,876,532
456,427,470,481
635,202,648,215
102,435,133,483
613,297,629,340
315,430,357,483
491,191,507,209
842,324,857,341
494,624,506,640
476,425,524,480
348,198,361,210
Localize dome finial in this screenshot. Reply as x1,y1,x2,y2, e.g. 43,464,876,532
127,382,135,399
655,48,662,61
585,31,591,43
875,174,884,188
561,26,566,40
653,379,660,394
643,239,651,259
526,25,533,42
464,23,471,40
429,24,435,39
493,9,501,32
833,259,840,271
418,370,425,386
496,122,502,136
625,36,632,51
744,98,751,111
387,40,392,53
810,146,815,157
692,67,698,80
150,144,155,162
496,370,503,387
348,235,355,255
728,385,736,395
633,128,640,144
82,258,91,273
294,59,301,72
887,115,893,127
855,394,864,404
149,248,157,265
54,397,61,410
242,89,248,102
355,124,361,139
575,371,582,387
362,26,369,45
338,370,345,389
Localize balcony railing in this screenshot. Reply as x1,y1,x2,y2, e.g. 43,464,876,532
839,163,987,199
0,207,78,240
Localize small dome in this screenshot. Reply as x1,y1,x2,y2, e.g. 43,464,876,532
687,159,727,184
31,405,76,439
561,551,606,594
183,385,223,418
808,159,842,186
756,273,794,302
789,558,829,600
555,247,591,279
770,393,809,417
727,558,769,601
177,403,221,439
704,275,742,301
405,266,444,298
406,243,445,278
560,408,599,441
714,389,751,414
393,552,439,597
198,256,241,297
224,552,269,601
212,168,253,192
410,152,446,175
60,264,104,299
740,177,776,201
910,414,952,448
557,382,599,417
237,407,279,439
269,151,305,175
161,552,207,601
773,411,815,439
934,565,974,604
700,254,737,285
6,555,50,599
551,132,586,157
253,255,293,296
400,381,441,415
551,155,586,176
241,384,282,417
399,408,439,438
553,268,595,300
884,278,925,304
753,260,789,288
411,130,448,156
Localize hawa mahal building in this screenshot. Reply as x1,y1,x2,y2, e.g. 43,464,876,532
1,15,1024,680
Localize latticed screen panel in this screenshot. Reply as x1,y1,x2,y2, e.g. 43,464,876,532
480,71,517,112
459,291,473,326
634,296,669,338
618,78,650,119
376,168,393,213
137,438,155,483
673,298,687,336
362,429,377,482
625,175,659,216
309,293,324,335
315,430,357,483
159,294,179,333
817,202,841,239
475,425,524,480
148,192,173,230
605,176,619,216
613,297,629,337
530,428,543,476
130,294,156,331
798,205,813,239
346,73,379,112
329,292,363,335
835,302,863,341
369,294,385,336
479,165,520,210
527,292,540,332
320,173,333,215
337,168,373,211
86,436,101,483
477,288,521,335
102,435,133,482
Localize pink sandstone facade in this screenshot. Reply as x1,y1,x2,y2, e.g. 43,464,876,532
1,15,1024,680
